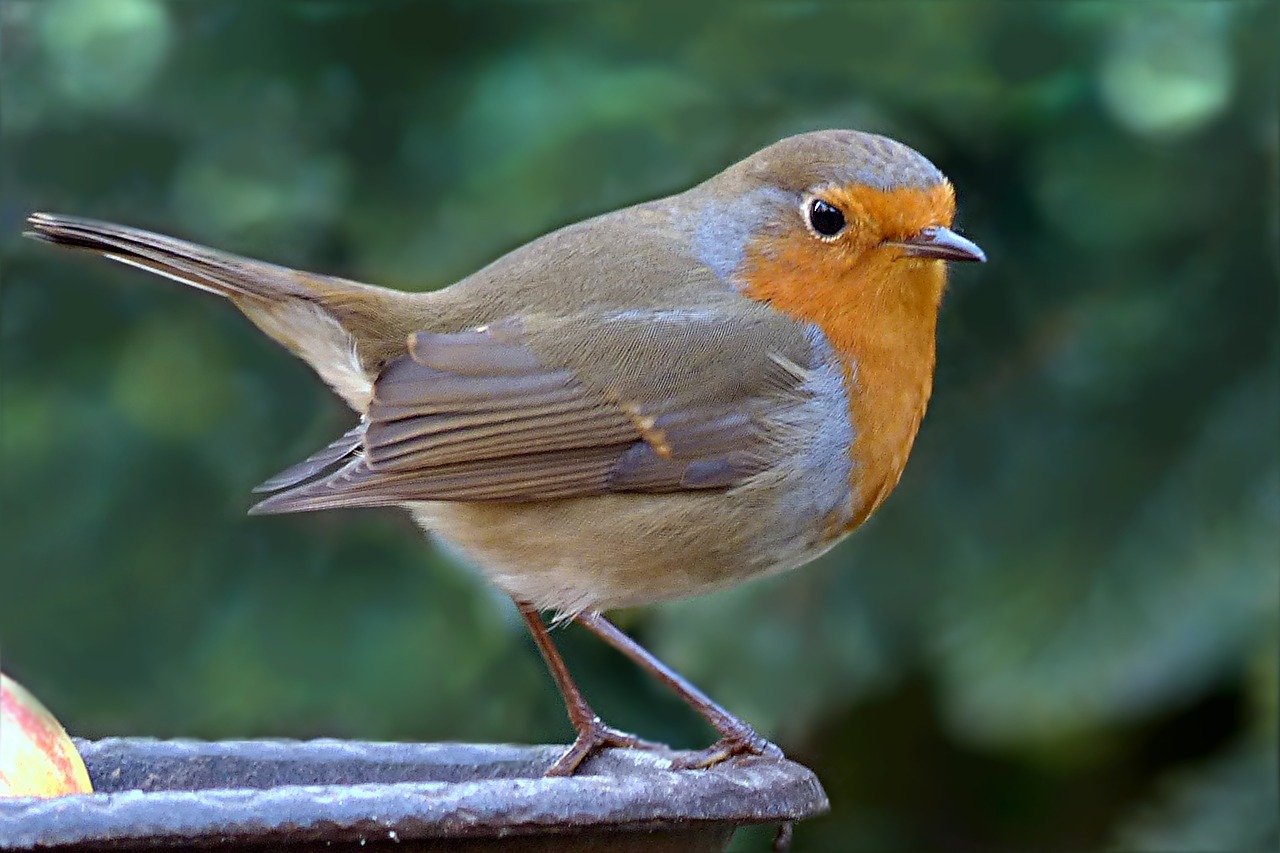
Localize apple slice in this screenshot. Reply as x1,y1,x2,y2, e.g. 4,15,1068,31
0,672,93,797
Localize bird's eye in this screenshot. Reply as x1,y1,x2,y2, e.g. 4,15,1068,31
807,199,845,238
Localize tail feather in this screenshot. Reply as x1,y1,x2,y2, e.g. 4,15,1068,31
24,212,425,412
24,212,325,302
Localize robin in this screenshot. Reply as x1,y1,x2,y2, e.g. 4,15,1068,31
26,129,984,776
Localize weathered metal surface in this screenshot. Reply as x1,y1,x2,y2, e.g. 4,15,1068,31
0,738,828,851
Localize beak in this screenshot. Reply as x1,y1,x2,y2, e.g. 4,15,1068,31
885,226,986,263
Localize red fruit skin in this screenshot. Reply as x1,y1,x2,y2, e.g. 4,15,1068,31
0,674,93,797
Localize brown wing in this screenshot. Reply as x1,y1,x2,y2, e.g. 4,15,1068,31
251,423,367,493
249,308,815,513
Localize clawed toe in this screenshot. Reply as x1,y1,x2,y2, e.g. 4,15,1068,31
670,729,785,770
544,716,669,776
595,723,667,752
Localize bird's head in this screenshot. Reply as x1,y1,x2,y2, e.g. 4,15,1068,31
687,130,986,532
691,129,984,353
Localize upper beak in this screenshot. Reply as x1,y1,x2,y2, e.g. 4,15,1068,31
886,226,986,263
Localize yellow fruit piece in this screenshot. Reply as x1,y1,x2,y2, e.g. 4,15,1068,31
0,673,93,797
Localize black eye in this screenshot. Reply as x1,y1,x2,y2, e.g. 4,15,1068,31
807,199,845,237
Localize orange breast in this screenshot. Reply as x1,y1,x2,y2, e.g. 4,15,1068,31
739,185,950,538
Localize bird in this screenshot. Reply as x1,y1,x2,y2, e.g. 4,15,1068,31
25,129,984,776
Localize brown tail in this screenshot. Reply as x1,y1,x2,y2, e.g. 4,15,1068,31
25,212,422,411
26,212,354,303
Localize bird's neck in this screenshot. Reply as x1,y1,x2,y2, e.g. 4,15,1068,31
743,252,945,533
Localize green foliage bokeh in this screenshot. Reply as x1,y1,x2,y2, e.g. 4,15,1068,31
1,2,1276,850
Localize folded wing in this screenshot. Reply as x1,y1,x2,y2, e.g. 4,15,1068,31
250,307,815,513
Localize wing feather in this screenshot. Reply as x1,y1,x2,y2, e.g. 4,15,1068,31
252,423,367,492
251,307,816,512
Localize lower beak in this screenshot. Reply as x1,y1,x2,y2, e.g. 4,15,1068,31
886,226,986,263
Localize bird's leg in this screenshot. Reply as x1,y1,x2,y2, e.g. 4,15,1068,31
516,602,665,776
574,611,784,770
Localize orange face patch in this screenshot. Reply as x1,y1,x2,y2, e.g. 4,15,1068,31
739,181,955,536
813,181,957,246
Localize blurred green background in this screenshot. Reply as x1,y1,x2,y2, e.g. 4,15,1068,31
2,1,1277,849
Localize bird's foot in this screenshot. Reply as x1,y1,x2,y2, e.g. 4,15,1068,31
670,725,784,770
544,716,668,776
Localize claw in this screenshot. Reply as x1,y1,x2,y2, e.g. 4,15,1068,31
545,716,668,776
669,727,784,771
